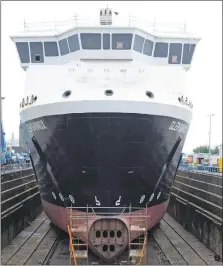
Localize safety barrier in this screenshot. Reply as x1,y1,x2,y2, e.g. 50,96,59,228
179,164,222,176
1,163,32,174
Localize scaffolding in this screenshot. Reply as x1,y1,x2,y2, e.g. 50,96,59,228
67,206,89,265
128,204,149,265
67,205,149,265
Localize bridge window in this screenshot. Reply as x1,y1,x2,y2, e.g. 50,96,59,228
133,34,145,53
16,42,30,63
182,44,196,64
154,42,168,58
44,42,59,57
68,34,80,53
103,34,110,50
168,43,182,64
143,39,154,56
112,33,133,50
30,42,44,63
80,33,101,49
59,38,70,56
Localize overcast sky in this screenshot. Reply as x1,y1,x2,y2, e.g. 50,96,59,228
1,1,222,153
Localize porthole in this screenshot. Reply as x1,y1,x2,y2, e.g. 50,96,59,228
146,91,154,99
102,245,108,252
25,96,29,106
103,231,108,238
29,97,32,105
63,90,72,98
110,245,115,252
33,96,37,102
31,95,34,103
110,231,115,238
105,90,113,96
117,230,122,238
96,231,101,238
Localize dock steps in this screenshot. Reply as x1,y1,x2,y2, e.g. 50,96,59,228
73,250,88,258
71,226,88,233
130,226,146,231
128,205,149,265
67,208,89,265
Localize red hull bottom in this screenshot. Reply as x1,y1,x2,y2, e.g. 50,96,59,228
42,199,169,232
42,200,169,260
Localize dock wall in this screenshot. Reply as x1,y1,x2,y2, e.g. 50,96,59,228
1,167,42,248
168,170,222,259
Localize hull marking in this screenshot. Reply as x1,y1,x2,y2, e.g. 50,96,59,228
115,196,121,206
26,120,47,132
69,195,75,204
149,193,155,202
140,195,145,203
52,191,57,200
59,193,64,202
95,196,101,206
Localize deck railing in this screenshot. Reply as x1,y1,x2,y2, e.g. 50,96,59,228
178,164,222,176
18,14,197,38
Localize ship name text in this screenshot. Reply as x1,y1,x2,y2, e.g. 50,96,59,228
26,120,47,133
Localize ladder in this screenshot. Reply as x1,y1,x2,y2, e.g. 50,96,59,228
128,205,149,265
67,206,89,265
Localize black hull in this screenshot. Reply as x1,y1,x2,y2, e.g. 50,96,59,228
20,112,189,214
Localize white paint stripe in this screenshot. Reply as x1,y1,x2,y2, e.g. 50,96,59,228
20,100,192,124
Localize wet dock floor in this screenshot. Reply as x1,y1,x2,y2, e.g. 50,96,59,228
1,212,221,265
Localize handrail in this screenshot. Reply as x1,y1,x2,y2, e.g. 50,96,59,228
139,233,147,265
178,164,223,176
1,163,32,174
67,224,77,265
18,14,197,38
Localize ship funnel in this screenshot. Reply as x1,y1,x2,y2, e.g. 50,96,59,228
100,8,112,25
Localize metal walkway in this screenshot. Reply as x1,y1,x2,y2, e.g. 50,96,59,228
1,212,221,265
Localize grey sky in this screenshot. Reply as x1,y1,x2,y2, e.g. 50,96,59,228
1,1,222,153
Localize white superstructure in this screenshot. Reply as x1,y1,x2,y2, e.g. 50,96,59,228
10,8,201,126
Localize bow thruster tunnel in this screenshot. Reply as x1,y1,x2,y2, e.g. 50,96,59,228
88,218,129,261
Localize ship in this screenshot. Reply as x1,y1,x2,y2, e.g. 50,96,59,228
10,8,200,262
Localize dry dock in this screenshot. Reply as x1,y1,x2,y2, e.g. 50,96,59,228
1,211,221,265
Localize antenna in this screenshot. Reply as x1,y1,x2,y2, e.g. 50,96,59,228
153,16,156,32
184,19,187,32
24,18,27,31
